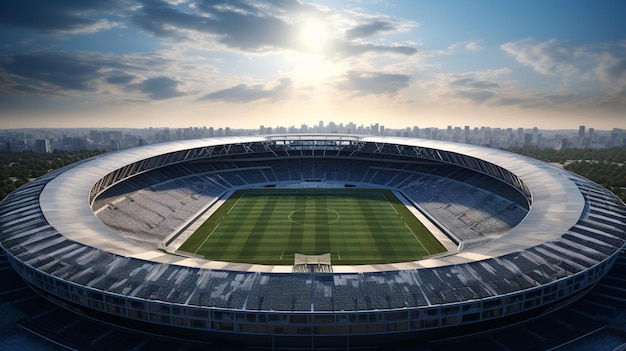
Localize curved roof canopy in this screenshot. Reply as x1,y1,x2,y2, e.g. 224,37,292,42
39,135,584,273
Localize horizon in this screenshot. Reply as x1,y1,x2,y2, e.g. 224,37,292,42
1,1,625,130
0,123,623,133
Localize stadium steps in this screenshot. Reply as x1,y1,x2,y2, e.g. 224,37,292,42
600,276,626,289
586,289,626,309
488,327,546,351
430,297,610,351
0,253,12,270
0,264,32,300
571,299,620,319
548,327,626,351
15,303,226,351
585,276,626,310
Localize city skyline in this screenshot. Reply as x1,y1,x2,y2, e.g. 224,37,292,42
1,1,625,130
2,121,624,153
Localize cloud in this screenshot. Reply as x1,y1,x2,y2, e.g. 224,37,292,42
344,20,397,40
132,0,418,58
133,0,301,51
449,77,500,90
0,52,177,100
432,72,507,105
501,38,588,76
9,84,50,95
200,78,293,103
502,38,626,86
596,56,626,83
449,41,483,52
0,0,125,34
333,71,410,96
0,53,102,92
106,73,137,85
465,41,483,52
137,76,185,100
454,90,495,103
133,2,205,39
328,40,418,59
487,84,625,112
492,93,588,110
502,38,626,106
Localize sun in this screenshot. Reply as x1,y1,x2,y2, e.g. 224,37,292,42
286,16,341,90
299,19,330,52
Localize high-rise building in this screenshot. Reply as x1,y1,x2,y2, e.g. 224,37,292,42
90,130,103,143
524,133,534,147
34,139,51,153
578,125,585,144
517,128,524,145
589,128,595,145
611,128,623,147
328,121,337,133
371,123,379,135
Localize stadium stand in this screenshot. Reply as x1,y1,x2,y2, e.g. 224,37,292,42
4,249,626,350
92,155,528,249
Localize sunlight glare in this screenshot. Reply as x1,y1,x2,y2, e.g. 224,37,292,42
300,19,329,52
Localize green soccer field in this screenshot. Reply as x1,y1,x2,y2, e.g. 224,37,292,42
177,188,446,265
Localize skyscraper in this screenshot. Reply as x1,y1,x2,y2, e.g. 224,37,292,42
34,139,50,153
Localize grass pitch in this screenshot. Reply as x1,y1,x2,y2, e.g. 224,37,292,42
178,188,445,265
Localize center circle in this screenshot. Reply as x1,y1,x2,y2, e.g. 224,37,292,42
288,207,340,226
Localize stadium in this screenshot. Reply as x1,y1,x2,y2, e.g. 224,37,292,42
1,134,625,349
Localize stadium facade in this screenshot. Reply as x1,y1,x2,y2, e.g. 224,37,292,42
1,134,625,349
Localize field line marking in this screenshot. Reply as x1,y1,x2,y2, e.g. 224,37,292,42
383,190,432,255
227,190,246,214
404,221,432,256
193,222,221,255
381,191,401,215
280,250,284,260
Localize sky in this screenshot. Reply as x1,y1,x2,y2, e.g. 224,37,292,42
0,0,625,131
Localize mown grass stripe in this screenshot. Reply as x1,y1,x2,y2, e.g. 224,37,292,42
314,196,331,254
180,188,445,265
216,193,270,259
286,194,305,258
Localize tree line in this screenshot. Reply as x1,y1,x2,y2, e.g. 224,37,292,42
505,147,626,202
0,149,106,201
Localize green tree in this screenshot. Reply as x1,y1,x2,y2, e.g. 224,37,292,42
0,149,106,201
505,147,626,203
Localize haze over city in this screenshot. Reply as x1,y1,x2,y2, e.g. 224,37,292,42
1,0,625,130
